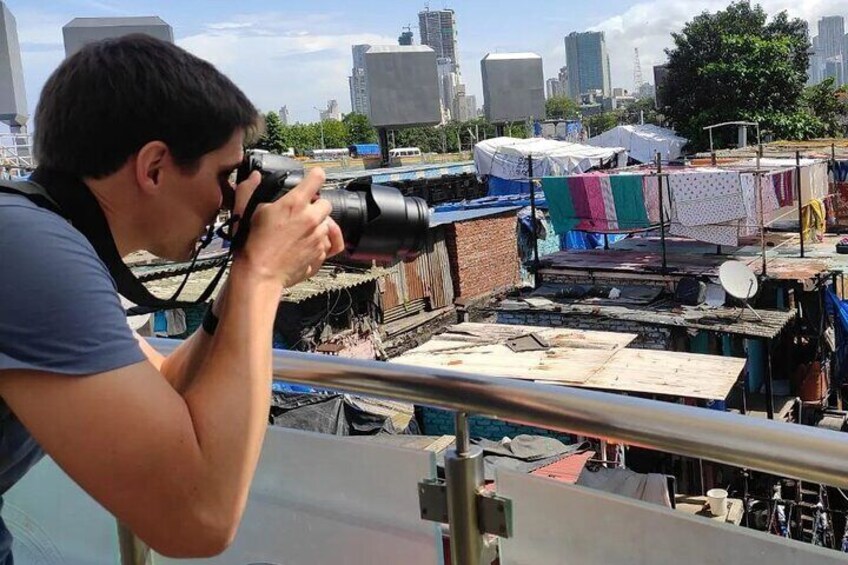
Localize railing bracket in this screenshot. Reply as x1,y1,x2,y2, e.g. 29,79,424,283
418,478,513,539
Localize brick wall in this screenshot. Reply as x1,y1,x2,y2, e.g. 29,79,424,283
541,272,673,293
445,213,520,299
496,310,673,350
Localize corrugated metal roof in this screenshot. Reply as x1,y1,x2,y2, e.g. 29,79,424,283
281,266,388,303
138,264,388,305
530,451,594,484
429,205,521,227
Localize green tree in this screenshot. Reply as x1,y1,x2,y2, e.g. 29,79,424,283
585,111,622,137
803,78,847,138
342,112,377,145
661,2,812,150
545,96,580,120
320,119,349,149
254,111,286,153
619,98,663,127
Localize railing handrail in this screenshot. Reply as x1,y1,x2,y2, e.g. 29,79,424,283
150,338,848,489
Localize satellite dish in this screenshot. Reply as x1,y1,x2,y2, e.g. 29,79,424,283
718,261,762,321
719,261,758,299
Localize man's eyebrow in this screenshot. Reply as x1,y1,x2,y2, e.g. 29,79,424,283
219,161,241,173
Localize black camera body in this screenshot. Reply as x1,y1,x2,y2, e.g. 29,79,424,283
231,150,429,262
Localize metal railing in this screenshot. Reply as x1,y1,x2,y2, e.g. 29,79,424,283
121,340,848,565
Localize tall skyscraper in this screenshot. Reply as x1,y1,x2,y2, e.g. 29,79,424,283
546,78,562,99
320,99,341,122
564,31,611,100
437,57,460,120
809,35,823,85
278,106,289,126
558,66,568,90
819,16,845,60
418,8,458,70
0,1,27,131
817,16,846,86
348,44,371,117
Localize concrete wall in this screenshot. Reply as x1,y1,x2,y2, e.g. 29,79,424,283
445,213,521,299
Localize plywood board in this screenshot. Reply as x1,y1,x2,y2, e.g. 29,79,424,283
393,323,744,399
578,348,746,400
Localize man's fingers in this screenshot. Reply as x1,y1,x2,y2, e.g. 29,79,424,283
327,218,345,257
233,170,261,218
284,167,326,206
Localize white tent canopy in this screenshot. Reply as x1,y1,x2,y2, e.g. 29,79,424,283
587,124,688,164
474,137,626,180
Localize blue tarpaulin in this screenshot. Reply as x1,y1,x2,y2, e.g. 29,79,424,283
487,176,532,196
826,288,848,388
348,143,380,157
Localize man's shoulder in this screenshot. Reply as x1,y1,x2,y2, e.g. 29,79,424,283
0,192,96,256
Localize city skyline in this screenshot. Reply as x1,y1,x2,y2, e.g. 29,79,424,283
3,0,848,127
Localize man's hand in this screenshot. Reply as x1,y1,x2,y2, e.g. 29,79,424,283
234,167,345,288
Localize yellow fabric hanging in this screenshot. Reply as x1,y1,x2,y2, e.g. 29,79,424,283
801,199,825,243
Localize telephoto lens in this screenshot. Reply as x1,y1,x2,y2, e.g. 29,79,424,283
235,150,429,262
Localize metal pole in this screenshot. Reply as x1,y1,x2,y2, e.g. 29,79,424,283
797,151,805,258
446,412,485,565
833,143,839,223
757,171,767,278
146,339,848,488
656,152,668,274
528,155,540,288
117,523,153,565
765,339,775,420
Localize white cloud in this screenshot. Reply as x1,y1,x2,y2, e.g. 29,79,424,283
591,0,848,92
176,13,395,122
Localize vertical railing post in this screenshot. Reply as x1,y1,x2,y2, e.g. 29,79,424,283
445,412,485,565
117,523,153,565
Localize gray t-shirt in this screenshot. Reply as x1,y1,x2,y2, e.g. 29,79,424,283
0,192,146,563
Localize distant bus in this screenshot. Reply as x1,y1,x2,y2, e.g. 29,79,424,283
388,147,422,161
348,143,381,158
308,148,350,161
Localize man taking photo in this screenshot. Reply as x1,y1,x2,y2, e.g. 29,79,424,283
0,34,344,561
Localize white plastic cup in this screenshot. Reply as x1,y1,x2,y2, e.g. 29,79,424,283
707,488,728,517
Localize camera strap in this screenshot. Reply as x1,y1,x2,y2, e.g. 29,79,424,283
0,169,230,315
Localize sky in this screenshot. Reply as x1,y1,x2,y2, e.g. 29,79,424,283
4,0,848,127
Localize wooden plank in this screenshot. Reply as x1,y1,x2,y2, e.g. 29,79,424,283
578,349,745,400
424,322,637,351
392,322,745,399
394,345,621,385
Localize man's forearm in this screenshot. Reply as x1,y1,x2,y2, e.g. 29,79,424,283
179,258,282,522
158,275,236,393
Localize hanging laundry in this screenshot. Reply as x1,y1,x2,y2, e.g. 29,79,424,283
770,169,796,207
802,199,826,243
642,174,671,225
541,177,579,233
739,173,781,236
568,175,607,231
609,174,650,230
667,171,746,246
598,175,618,231
832,160,848,183
668,171,746,227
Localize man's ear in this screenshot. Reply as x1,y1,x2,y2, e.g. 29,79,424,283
134,141,170,195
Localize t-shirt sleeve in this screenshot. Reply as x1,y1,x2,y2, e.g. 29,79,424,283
0,199,146,375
